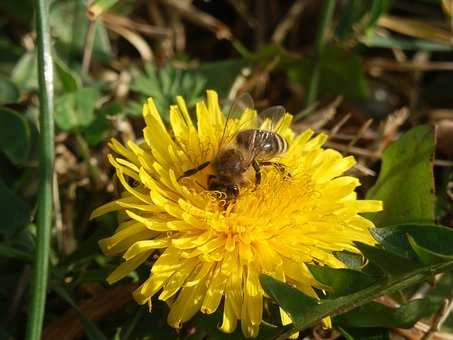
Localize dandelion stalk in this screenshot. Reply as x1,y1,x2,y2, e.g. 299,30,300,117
26,0,54,338
305,0,336,107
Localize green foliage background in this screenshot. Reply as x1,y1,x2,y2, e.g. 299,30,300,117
0,0,452,339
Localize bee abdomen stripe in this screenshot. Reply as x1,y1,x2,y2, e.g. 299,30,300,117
277,135,287,153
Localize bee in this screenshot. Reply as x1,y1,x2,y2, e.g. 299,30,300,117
179,93,290,201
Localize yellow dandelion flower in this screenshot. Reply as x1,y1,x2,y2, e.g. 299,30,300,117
92,90,382,338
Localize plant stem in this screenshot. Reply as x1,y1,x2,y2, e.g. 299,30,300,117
304,0,336,107
26,0,54,338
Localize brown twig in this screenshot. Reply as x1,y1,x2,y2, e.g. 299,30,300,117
43,284,137,340
238,57,280,94
422,297,453,340
374,107,409,155
103,21,153,61
226,0,257,28
348,118,373,149
295,96,343,127
53,172,65,254
82,20,97,75
101,12,172,38
271,0,307,44
329,113,352,138
366,58,453,71
327,141,453,167
161,0,232,40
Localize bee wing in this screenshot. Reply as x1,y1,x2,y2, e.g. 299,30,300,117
218,92,255,149
258,105,286,133
222,92,254,120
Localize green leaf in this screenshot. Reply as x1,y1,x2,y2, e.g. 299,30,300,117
54,55,81,92
11,51,38,90
308,265,377,298
408,235,453,265
339,327,390,340
261,256,453,340
372,224,453,260
129,60,245,119
198,59,246,98
367,0,393,29
335,297,442,328
54,87,99,131
0,244,33,262
285,46,368,100
82,102,121,146
130,62,205,119
260,274,319,326
0,77,20,104
336,0,364,39
423,272,453,332
51,0,112,61
336,0,392,40
355,242,420,276
0,178,30,234
0,107,30,165
366,125,435,226
192,310,245,340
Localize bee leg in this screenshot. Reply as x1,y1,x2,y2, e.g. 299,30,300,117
252,160,261,186
178,161,210,180
260,161,292,179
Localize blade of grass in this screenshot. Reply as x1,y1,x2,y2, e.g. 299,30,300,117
25,0,55,338
304,0,336,107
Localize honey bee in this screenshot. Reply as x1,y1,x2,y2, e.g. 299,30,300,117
179,93,290,201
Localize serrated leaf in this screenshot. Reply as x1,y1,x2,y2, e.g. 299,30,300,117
355,242,420,276
55,87,99,131
129,60,244,120
335,297,443,328
0,107,30,165
308,265,377,298
366,125,435,226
